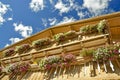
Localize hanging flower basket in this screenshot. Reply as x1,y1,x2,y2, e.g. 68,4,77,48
15,44,31,54
32,38,51,50
3,48,15,57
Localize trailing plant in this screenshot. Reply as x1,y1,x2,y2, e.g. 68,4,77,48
6,63,19,73
93,47,111,61
62,53,76,63
39,56,61,70
19,62,30,72
38,54,76,70
3,48,15,57
32,38,51,50
15,44,31,54
54,33,65,43
6,62,30,74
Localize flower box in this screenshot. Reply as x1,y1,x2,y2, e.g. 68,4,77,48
38,54,76,70
54,31,78,44
32,38,51,50
80,20,107,35
64,30,78,39
15,44,31,54
53,33,65,43
3,48,15,57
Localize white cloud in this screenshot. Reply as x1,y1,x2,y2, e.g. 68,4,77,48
54,0,75,15
41,18,48,28
77,11,86,19
55,0,70,15
0,16,5,24
49,0,54,4
48,18,57,26
4,44,9,47
4,38,22,48
83,0,112,16
0,2,12,25
29,0,45,12
13,23,33,38
57,16,76,25
8,17,13,21
9,38,22,44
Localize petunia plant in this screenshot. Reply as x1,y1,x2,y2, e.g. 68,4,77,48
38,54,76,70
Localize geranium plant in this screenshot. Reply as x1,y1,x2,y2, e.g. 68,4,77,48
54,33,65,43
38,54,76,70
6,62,30,74
6,63,19,73
3,48,15,57
93,47,112,61
32,38,51,50
62,53,76,63
39,56,61,70
19,62,30,72
15,44,31,54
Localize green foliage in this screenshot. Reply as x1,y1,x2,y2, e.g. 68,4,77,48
97,20,106,33
64,30,77,38
80,49,94,57
3,48,15,57
15,44,31,54
54,33,65,42
32,38,51,49
80,20,107,34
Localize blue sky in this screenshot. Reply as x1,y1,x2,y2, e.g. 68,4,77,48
0,0,120,49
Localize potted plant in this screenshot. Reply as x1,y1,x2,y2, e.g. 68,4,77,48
3,48,15,57
6,63,19,74
80,25,89,34
64,30,77,39
97,20,107,34
32,38,51,50
53,33,65,43
15,44,31,54
19,62,30,72
61,53,76,67
80,49,94,59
